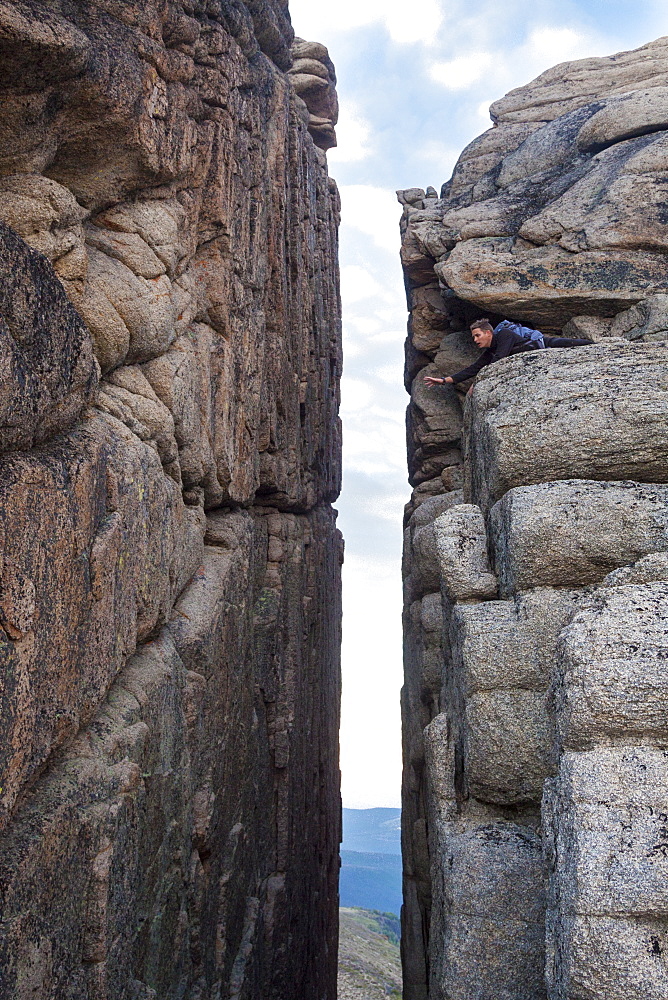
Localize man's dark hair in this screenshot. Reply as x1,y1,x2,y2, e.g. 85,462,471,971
470,319,493,333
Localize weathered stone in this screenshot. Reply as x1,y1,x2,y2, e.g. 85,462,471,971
408,365,463,485
0,2,342,998
446,123,543,199
433,504,497,602
289,37,338,150
429,819,547,1000
0,503,341,999
0,222,97,452
438,238,668,327
496,104,601,189
544,748,668,999
0,174,88,290
577,86,668,152
404,491,467,601
0,412,204,827
433,330,481,382
555,581,668,750
464,344,668,513
400,217,451,286
446,590,577,806
561,314,614,341
408,488,463,528
603,550,668,586
490,36,668,124
410,285,453,353
407,522,442,598
610,292,668,341
450,589,577,695
398,187,427,207
464,689,553,805
401,32,668,1000
489,480,668,594
519,132,668,256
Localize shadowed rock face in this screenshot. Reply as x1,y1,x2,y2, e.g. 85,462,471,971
399,34,668,1000
0,2,342,999
0,221,97,451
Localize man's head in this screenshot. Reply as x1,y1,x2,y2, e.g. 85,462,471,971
470,319,494,349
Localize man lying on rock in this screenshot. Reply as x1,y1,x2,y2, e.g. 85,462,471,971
423,318,592,390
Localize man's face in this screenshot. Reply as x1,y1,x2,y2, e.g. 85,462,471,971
472,326,493,349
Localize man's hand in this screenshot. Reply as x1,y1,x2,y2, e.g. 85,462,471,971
423,375,453,387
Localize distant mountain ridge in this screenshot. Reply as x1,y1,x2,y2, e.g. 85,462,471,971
339,851,402,916
340,809,402,916
342,807,401,855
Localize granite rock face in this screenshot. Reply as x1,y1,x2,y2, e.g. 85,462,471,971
0,3,342,999
399,34,668,1000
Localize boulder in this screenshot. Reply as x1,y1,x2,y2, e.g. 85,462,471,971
544,748,668,999
555,581,668,749
447,123,543,199
438,238,668,328
490,36,668,124
450,589,577,695
464,344,668,513
408,365,463,485
489,480,668,594
577,86,668,152
428,820,547,1000
433,504,497,601
603,550,668,586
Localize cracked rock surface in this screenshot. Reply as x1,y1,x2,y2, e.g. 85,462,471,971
0,2,342,998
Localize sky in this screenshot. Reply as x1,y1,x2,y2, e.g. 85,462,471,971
287,0,668,810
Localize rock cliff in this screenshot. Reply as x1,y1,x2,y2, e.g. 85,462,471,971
399,36,668,1000
0,2,342,998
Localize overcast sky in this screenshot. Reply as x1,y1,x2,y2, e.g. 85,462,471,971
288,0,668,809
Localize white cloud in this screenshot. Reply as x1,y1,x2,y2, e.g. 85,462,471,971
368,328,406,344
374,362,403,384
473,23,612,102
362,493,408,522
523,26,596,69
341,376,374,413
289,0,444,46
340,263,384,305
340,553,403,809
349,315,383,336
429,51,493,90
343,416,406,475
340,184,403,255
409,139,462,190
329,102,373,164
476,98,494,126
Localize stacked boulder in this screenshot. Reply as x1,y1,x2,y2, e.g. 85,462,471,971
400,35,668,1000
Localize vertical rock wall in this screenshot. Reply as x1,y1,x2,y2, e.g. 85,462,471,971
400,36,668,1000
0,2,342,998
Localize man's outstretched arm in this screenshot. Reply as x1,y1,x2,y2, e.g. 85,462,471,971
424,349,491,387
